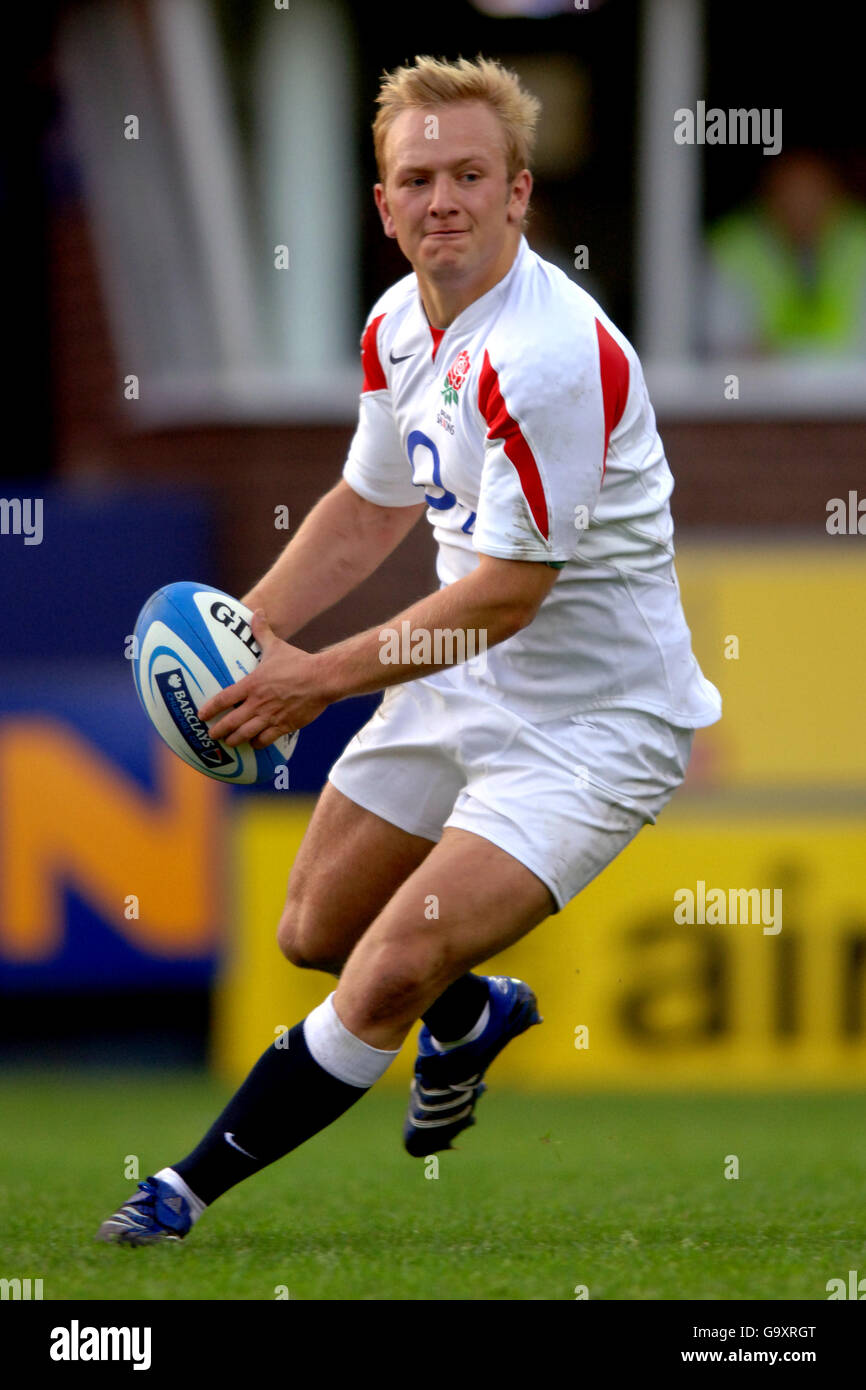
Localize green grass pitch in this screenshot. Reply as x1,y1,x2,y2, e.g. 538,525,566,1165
2,1072,864,1301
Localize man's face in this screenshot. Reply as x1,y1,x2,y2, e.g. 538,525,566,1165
375,101,531,289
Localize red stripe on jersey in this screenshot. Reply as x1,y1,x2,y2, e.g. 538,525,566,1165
477,350,549,541
361,313,387,393
595,319,629,478
430,325,445,361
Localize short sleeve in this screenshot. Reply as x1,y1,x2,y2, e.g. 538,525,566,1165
472,320,629,562
342,312,422,508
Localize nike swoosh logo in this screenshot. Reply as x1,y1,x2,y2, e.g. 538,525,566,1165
224,1131,257,1159
389,351,415,363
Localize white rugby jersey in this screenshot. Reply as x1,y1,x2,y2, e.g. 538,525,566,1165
343,235,722,728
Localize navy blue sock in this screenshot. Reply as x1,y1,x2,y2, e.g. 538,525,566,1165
171,1023,367,1206
421,972,489,1042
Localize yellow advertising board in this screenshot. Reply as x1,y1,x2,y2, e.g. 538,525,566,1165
674,544,866,790
213,799,866,1090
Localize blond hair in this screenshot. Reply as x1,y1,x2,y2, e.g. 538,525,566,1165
373,55,541,186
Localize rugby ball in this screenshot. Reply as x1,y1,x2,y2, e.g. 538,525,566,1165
131,581,298,784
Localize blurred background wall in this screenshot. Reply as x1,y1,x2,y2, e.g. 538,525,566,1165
2,0,864,1085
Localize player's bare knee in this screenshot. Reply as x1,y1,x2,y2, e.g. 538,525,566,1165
276,907,340,972
278,928,313,969
356,936,458,1023
278,873,320,962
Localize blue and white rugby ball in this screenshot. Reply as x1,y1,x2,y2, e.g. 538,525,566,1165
132,581,298,784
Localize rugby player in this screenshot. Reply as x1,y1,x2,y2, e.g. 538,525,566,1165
97,54,721,1245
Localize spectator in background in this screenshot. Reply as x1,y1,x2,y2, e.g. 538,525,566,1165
702,149,866,357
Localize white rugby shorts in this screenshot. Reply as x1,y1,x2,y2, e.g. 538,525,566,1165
327,678,694,912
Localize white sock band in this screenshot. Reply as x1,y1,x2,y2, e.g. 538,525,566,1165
154,1167,207,1222
431,1000,490,1052
303,992,400,1088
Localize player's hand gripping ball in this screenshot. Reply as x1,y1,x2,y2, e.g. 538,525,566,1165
132,582,298,784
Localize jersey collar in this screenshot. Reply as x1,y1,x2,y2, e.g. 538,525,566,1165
414,234,530,345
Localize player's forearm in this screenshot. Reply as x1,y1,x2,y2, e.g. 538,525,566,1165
311,572,527,702
241,481,424,640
